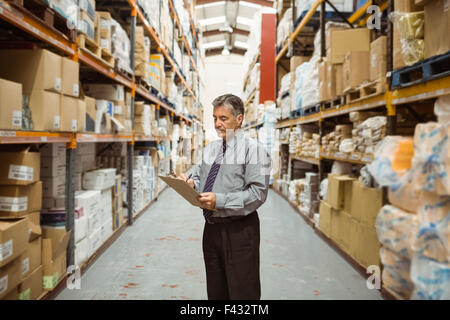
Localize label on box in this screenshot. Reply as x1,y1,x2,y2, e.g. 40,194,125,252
55,78,62,91
43,273,59,290
0,240,13,262
19,288,30,300
73,84,79,96
371,53,376,67
72,120,77,131
0,275,7,295
22,257,30,275
54,116,61,129
0,196,28,212
8,165,33,181
12,111,22,127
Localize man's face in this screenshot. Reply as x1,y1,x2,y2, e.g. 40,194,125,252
213,105,243,139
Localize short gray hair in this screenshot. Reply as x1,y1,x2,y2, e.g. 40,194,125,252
212,94,244,118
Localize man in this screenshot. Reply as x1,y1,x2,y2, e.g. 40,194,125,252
179,94,272,300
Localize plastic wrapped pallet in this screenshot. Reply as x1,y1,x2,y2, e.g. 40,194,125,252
277,8,292,48
111,18,132,75
410,255,450,300
49,0,78,26
390,11,424,66
380,247,414,299
82,168,116,190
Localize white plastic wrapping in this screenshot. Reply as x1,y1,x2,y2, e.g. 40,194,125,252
339,139,355,153
410,255,450,300
380,247,414,299
111,18,133,75
320,178,328,200
434,94,450,124
376,205,419,259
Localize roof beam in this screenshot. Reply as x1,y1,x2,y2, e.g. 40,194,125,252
196,0,273,7
205,47,247,56
202,27,250,37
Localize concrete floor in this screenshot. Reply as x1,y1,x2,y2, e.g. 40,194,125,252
56,188,382,300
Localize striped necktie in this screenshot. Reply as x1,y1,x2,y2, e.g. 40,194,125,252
202,140,227,220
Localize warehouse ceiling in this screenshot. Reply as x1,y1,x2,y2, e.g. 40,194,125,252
196,0,274,56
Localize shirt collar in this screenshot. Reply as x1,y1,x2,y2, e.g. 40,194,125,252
223,129,244,149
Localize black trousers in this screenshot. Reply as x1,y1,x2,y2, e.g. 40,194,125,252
202,212,260,300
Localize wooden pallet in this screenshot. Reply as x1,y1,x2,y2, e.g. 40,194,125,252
101,48,114,68
8,0,77,42
391,50,450,89
114,60,134,81
322,96,344,111
344,80,385,103
136,76,150,91
302,103,320,115
79,34,101,59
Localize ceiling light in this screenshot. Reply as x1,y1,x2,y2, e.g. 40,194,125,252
236,16,254,26
222,47,230,56
202,40,226,50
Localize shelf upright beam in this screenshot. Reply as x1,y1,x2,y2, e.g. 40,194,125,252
260,11,277,103
65,134,77,269
320,0,326,58
128,8,137,225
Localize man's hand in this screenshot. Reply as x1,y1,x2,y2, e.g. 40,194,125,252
198,192,216,210
178,173,194,188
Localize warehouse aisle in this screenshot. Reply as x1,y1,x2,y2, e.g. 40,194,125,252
56,188,382,300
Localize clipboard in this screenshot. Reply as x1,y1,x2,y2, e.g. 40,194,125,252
159,175,214,210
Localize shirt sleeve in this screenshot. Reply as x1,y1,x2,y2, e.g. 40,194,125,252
214,142,272,216
185,164,201,191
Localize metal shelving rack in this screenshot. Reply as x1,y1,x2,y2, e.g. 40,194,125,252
0,0,204,298
268,0,450,300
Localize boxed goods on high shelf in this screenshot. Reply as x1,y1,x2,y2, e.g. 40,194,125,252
95,11,112,53
149,54,165,92
132,148,159,216
111,18,133,75
277,8,292,49
423,0,450,59
368,98,450,299
0,49,82,132
392,0,424,69
137,0,161,34
290,128,320,159
134,26,151,86
294,0,354,22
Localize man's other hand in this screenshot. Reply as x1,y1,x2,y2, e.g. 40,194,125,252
178,174,194,188
198,192,216,210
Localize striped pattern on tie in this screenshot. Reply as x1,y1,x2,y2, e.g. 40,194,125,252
202,140,227,220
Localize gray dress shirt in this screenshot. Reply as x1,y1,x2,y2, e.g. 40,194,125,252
186,129,272,218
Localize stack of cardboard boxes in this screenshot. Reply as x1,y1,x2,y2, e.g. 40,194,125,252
149,54,165,92
299,173,320,218
321,125,353,157
96,11,112,55
41,144,67,210
0,49,84,132
319,174,384,269
0,146,70,299
77,0,96,40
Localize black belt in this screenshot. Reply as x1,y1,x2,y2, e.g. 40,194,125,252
206,212,256,224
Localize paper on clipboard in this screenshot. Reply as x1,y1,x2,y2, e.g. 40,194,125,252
159,175,203,208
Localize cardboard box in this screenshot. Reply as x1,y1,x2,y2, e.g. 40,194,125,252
75,216,88,244
75,237,89,267
327,62,343,99
42,175,66,198
78,99,86,132
97,11,112,39
350,180,384,227
332,210,352,253
60,96,79,132
62,57,79,97
0,49,62,94
357,224,381,269
20,237,41,280
326,174,355,210
319,59,328,101
84,84,124,102
370,36,387,82
29,90,61,131
328,28,371,64
0,145,40,185
84,96,96,133
290,56,310,71
0,182,43,218
40,143,66,158
343,51,370,91
319,201,333,238
0,78,22,130
424,0,450,58
348,216,360,260
18,264,43,300
0,218,28,267
88,227,102,257
27,212,41,242
0,256,22,299
3,285,19,300
75,153,96,174
40,155,66,178
42,227,70,290
82,169,116,190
